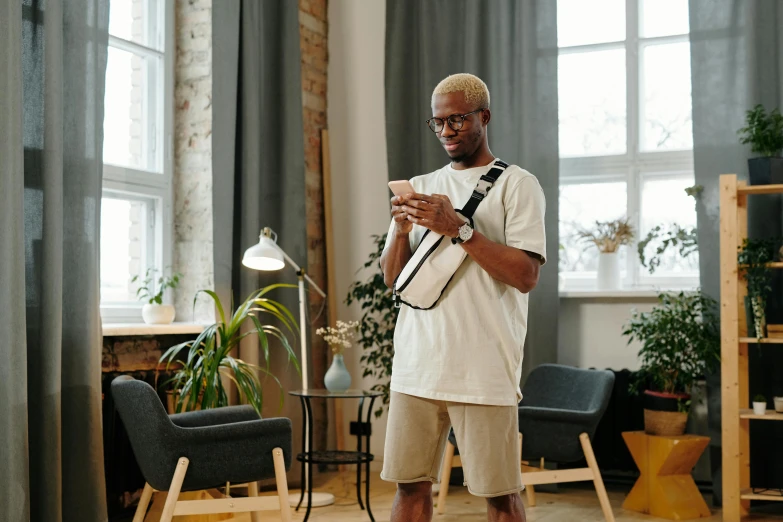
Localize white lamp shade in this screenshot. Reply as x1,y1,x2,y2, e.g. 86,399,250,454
242,236,285,271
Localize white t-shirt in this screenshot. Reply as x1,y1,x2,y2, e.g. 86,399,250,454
384,160,547,406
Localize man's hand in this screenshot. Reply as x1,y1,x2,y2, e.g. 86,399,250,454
390,195,413,235
402,193,464,238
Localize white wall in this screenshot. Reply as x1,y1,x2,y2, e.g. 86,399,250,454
328,0,391,464
558,297,658,371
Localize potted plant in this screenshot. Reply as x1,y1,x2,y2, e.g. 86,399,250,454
737,238,777,339
160,285,299,415
753,394,767,415
345,234,399,417
317,320,360,392
132,268,183,325
738,104,783,184
576,218,634,290
623,291,720,436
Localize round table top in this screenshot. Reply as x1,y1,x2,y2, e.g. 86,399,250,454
288,389,384,398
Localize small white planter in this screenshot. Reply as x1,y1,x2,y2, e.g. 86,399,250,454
774,397,783,413
752,401,767,415
142,303,176,325
597,252,620,290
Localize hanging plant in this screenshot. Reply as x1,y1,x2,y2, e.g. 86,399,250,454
737,238,778,339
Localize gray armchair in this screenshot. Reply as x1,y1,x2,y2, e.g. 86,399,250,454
518,364,615,522
111,375,293,522
436,364,615,522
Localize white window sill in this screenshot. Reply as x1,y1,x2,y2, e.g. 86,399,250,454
559,290,661,299
102,322,209,337
559,288,697,299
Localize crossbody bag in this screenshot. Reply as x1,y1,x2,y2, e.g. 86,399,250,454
392,159,508,310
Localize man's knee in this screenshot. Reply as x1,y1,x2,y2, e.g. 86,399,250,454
397,481,433,499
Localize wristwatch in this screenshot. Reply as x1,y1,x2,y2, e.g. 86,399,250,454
452,222,474,244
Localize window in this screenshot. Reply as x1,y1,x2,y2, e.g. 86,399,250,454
101,0,173,321
557,0,698,291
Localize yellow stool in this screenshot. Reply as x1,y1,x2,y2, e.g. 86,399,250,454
622,431,711,520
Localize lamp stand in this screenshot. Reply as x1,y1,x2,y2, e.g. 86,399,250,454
288,269,334,508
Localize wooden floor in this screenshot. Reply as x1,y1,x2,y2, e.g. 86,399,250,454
207,471,783,522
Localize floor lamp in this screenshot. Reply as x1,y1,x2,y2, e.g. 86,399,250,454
242,227,335,508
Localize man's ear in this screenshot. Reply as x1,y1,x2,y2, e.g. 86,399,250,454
483,108,492,126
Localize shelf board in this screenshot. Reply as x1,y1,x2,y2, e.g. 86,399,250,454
740,488,783,501
740,409,783,420
739,337,783,344
739,262,783,269
738,184,783,195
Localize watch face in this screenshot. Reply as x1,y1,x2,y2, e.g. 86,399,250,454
459,223,473,242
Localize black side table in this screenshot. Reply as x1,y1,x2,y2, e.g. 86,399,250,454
289,389,383,522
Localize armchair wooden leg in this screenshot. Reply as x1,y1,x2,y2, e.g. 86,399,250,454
248,481,262,522
520,434,536,507
160,457,189,522
580,433,615,522
436,441,456,515
272,447,292,522
132,483,154,522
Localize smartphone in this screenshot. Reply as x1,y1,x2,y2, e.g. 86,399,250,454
388,180,415,197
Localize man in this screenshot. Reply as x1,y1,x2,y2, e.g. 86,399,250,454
379,73,547,522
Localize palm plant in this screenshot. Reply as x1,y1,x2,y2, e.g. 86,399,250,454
160,285,299,416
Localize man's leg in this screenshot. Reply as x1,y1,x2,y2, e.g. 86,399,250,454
390,482,434,522
487,492,526,522
381,392,451,522
448,402,525,521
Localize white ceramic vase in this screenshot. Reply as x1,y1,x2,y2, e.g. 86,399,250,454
597,252,620,290
142,303,176,325
753,401,767,415
774,396,783,413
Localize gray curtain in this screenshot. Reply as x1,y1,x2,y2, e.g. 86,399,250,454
690,0,783,504
0,0,109,521
385,0,559,377
212,0,318,485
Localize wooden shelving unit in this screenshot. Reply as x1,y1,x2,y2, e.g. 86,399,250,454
720,174,783,520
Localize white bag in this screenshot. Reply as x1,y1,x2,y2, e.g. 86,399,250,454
393,160,508,310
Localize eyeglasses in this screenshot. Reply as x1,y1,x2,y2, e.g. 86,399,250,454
426,108,486,133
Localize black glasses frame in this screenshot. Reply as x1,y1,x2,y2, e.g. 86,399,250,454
426,108,486,133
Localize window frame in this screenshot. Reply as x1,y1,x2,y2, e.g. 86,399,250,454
100,0,174,323
558,0,697,292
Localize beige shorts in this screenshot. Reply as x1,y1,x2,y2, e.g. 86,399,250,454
381,391,523,498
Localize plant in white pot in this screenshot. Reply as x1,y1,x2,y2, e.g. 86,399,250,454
576,218,634,290
623,291,720,436
317,320,360,393
132,268,183,325
753,394,767,416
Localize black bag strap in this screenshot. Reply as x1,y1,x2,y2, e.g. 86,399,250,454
459,159,508,218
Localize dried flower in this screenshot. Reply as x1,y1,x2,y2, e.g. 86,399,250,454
576,218,635,253
316,320,360,355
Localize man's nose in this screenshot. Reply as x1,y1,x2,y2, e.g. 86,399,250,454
440,121,457,138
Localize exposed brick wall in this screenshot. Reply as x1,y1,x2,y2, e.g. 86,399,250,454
299,0,329,388
173,0,214,323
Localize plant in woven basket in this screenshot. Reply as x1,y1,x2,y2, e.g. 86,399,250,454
345,234,398,418
576,218,634,253
738,238,778,339
623,291,720,415
160,285,299,416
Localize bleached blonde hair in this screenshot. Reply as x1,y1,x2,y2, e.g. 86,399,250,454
431,73,490,109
